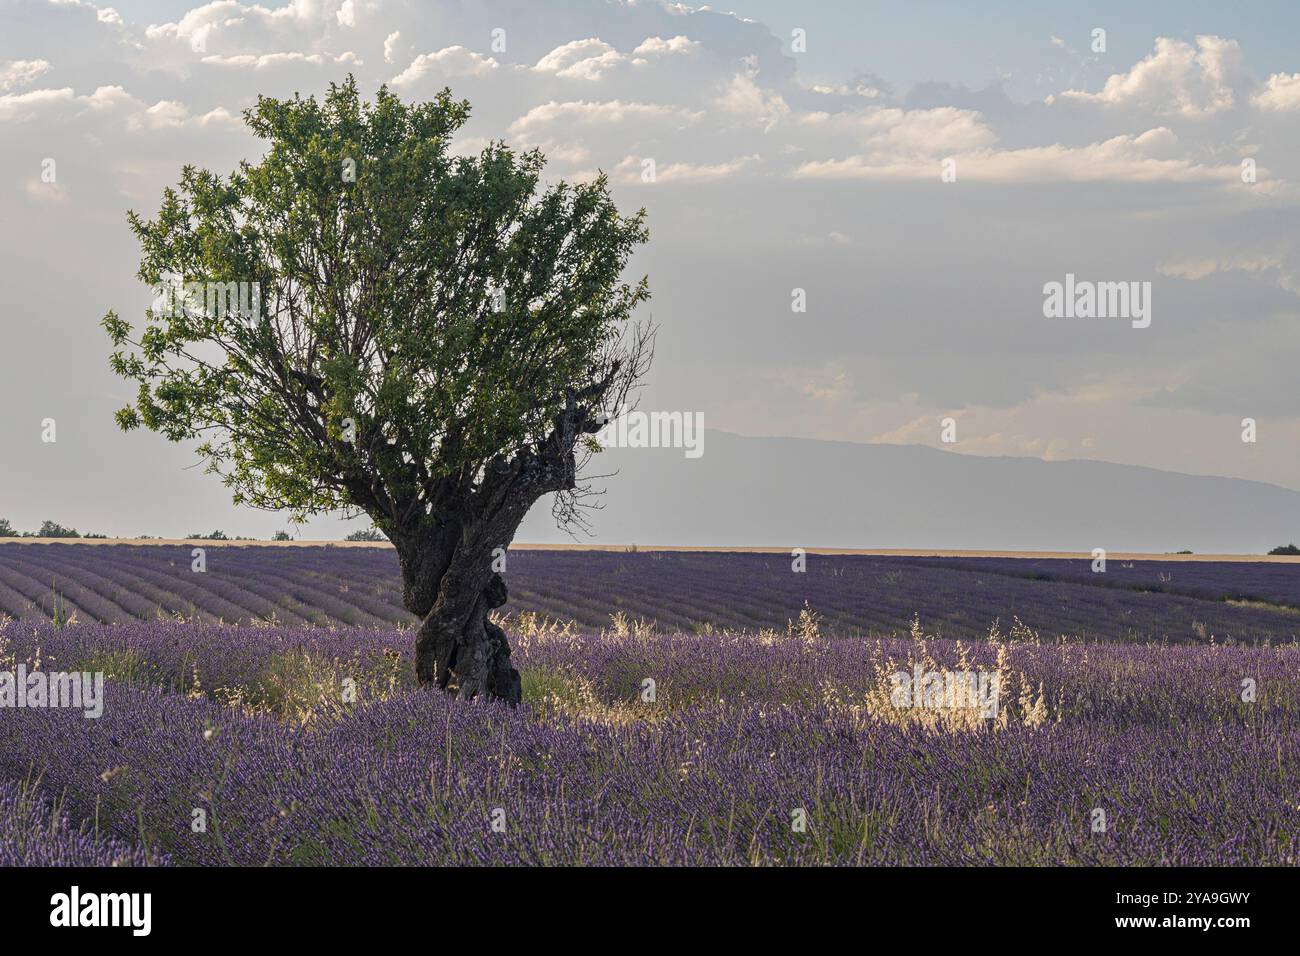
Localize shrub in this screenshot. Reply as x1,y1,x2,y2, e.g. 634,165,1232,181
35,520,80,538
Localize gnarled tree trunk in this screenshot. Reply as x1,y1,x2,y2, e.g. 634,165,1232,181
415,571,520,703
384,388,611,706
395,528,522,705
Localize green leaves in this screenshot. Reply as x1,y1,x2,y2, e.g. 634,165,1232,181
104,76,651,529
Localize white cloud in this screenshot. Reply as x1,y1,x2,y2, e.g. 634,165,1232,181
714,73,789,131
793,128,1242,184
0,83,240,132
534,38,622,81
390,46,498,86
509,99,703,138
799,106,995,155
0,59,52,93
201,51,361,70
532,35,700,82
383,31,401,64
1051,36,1243,117
616,153,760,183
810,81,885,100
24,178,69,203
1253,72,1300,111
0,86,75,123
533,141,590,165
131,99,191,130
632,36,700,57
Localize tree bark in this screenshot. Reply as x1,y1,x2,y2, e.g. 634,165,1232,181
414,571,520,704
395,512,528,705
389,387,610,705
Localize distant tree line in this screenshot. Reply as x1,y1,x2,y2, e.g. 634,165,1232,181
0,519,103,538
0,517,385,542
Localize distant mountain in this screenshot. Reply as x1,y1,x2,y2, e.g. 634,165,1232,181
516,431,1300,553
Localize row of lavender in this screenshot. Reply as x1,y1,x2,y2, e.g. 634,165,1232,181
1,545,1298,643
2,620,1297,865
0,543,407,628
895,555,1300,610
2,546,1300,642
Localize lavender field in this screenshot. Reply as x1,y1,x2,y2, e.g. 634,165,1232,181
1,543,1298,643
1,545,1298,866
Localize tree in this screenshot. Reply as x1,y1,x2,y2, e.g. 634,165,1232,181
1269,543,1300,556
36,520,80,538
103,78,652,704
345,528,384,542
0,519,18,537
272,530,293,541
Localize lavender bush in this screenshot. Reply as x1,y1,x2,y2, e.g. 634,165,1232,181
0,776,162,866
1,616,1297,866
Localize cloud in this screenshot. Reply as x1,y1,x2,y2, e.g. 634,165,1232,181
509,99,703,138
810,81,886,100
797,106,995,155
3,0,1300,503
1159,252,1300,293
0,59,52,93
390,46,499,85
202,51,363,70
24,177,68,203
383,31,401,64
532,35,700,82
534,38,622,81
0,83,241,130
1156,258,1220,281
714,73,789,130
1050,36,1244,117
633,36,700,57
791,127,1240,183
0,86,75,123
616,153,760,183
1253,72,1300,111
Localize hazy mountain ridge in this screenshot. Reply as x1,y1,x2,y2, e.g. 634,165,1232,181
518,431,1300,553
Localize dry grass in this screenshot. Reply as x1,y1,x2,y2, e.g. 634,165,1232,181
834,617,1053,733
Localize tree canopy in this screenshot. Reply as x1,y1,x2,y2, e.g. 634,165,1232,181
103,76,651,536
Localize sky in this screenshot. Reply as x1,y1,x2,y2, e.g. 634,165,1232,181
1,0,1298,539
